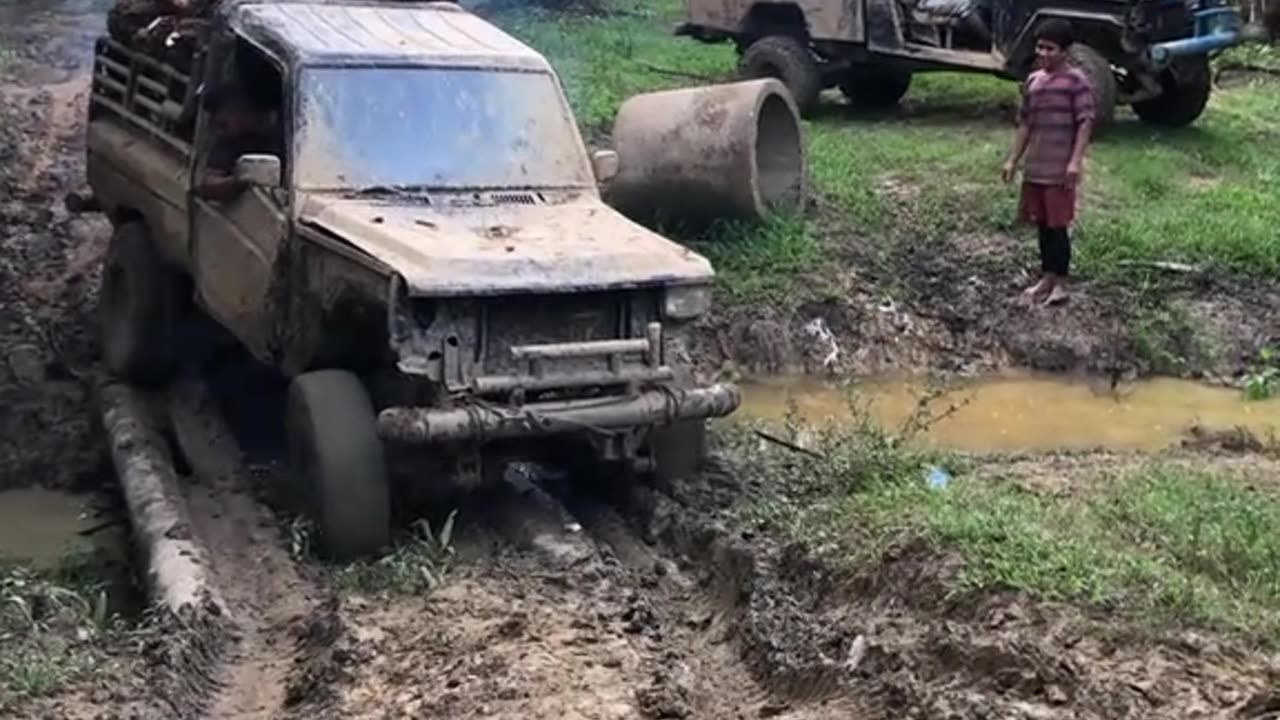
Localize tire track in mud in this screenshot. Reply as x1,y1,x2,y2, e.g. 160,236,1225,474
284,461,869,720
166,379,325,720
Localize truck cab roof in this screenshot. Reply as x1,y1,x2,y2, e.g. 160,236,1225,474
223,0,552,71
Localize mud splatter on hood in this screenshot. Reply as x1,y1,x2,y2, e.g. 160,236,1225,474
297,193,714,296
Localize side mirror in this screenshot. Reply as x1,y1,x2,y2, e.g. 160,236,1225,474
234,154,282,188
591,149,619,183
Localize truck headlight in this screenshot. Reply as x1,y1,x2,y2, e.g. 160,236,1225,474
663,284,711,320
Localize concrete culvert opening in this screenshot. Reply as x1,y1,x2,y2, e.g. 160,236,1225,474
606,78,807,226
754,91,804,213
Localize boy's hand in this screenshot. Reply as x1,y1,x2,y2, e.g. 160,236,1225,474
1065,160,1082,189
1001,160,1017,184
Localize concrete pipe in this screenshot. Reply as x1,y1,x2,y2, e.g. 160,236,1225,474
605,78,806,226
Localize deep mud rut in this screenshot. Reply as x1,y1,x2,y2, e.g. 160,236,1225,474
167,380,324,720
268,449,1280,720
286,482,869,720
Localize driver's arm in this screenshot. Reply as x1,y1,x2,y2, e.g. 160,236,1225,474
194,135,247,202
194,169,245,202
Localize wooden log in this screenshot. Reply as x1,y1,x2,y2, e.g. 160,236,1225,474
98,381,227,618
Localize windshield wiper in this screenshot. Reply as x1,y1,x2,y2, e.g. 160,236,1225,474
348,185,433,202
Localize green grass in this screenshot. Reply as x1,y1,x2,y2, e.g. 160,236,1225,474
728,393,1280,643
494,1,1280,301
289,513,458,596
0,549,120,709
1128,300,1220,375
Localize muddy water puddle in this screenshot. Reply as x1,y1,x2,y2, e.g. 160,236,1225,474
736,372,1280,452
0,487,137,611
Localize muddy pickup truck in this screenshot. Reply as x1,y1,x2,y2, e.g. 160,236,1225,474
83,0,741,558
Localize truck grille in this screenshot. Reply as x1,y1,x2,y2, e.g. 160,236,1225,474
480,292,630,377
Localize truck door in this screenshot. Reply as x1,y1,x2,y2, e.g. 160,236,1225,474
188,39,289,363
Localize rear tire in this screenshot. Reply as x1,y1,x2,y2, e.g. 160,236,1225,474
1132,56,1211,128
285,369,391,561
99,220,181,385
1065,43,1117,129
839,68,912,109
739,34,822,117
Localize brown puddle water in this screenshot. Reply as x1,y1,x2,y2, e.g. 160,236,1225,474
0,487,138,612
0,488,123,569
735,372,1280,453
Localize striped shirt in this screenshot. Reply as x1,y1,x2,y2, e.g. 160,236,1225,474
1018,67,1095,185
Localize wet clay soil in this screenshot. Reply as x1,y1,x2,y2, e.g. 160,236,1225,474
0,0,112,492
275,456,1280,720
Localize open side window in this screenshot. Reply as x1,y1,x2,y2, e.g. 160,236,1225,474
191,34,288,195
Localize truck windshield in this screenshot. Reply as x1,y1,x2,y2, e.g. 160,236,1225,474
294,67,592,191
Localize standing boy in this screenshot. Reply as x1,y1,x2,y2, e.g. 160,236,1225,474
1002,19,1095,306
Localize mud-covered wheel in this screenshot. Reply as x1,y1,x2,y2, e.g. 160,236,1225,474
1132,56,1211,128
99,220,180,385
285,369,391,561
1065,43,1117,129
739,35,822,116
839,68,912,109
649,419,708,486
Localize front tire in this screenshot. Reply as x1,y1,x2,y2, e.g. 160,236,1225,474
1066,43,1118,129
285,369,391,561
1132,56,1211,128
739,35,822,117
99,220,181,385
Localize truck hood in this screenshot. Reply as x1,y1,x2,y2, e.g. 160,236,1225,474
297,194,714,296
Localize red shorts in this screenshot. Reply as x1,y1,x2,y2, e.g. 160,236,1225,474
1018,182,1076,228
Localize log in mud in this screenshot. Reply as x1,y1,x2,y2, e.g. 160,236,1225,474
98,381,225,618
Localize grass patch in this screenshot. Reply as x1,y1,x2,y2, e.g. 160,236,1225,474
0,549,121,709
1243,345,1280,401
493,0,1280,294
499,2,733,134
290,513,458,596
684,214,827,304
730,390,1280,643
1128,300,1219,375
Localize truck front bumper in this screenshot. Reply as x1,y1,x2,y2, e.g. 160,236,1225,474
376,383,741,445
1147,5,1243,65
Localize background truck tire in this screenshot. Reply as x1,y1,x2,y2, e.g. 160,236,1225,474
839,68,912,109
1132,56,1212,128
1066,43,1117,129
739,35,822,116
99,220,180,386
285,369,391,561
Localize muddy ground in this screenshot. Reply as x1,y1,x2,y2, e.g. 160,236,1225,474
693,197,1280,383
3,3,1280,720
0,0,111,493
